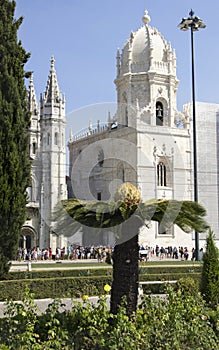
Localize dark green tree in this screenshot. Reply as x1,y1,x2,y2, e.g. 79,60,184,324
0,0,31,277
201,229,219,309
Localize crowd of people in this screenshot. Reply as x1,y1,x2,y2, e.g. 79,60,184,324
16,245,113,263
16,244,204,263
139,245,204,261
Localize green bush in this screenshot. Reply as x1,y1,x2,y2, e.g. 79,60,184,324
139,264,202,275
0,280,218,349
201,229,219,309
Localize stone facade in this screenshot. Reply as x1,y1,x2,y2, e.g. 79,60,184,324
22,10,219,251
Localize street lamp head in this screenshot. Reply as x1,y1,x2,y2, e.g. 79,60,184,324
178,19,189,31
194,17,206,29
178,10,206,32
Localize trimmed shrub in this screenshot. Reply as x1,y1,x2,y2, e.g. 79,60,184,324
6,267,112,280
0,276,112,301
201,229,219,309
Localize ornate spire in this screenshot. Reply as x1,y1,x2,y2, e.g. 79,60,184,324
28,72,38,114
44,56,62,104
116,48,121,78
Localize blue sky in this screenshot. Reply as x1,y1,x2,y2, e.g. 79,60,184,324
15,1,217,135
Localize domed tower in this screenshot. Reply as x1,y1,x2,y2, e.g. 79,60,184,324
115,10,179,128
114,10,192,246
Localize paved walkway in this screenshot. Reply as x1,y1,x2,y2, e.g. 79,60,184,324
10,259,107,271
0,295,111,318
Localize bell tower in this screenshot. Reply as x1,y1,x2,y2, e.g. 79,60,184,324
39,57,67,251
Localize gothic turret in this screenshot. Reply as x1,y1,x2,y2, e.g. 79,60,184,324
39,57,67,251
42,56,63,105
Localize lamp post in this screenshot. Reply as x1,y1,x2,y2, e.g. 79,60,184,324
178,10,206,261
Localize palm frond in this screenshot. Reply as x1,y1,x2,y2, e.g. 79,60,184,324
54,197,209,238
146,199,209,233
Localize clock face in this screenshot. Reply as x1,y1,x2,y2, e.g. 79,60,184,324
98,149,104,167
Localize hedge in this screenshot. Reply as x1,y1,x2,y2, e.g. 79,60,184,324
4,267,112,280
0,274,202,301
139,265,202,275
140,273,201,294
0,276,113,301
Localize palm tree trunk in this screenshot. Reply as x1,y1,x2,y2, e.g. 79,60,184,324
110,217,141,316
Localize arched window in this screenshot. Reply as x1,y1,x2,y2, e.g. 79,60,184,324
54,132,58,145
26,235,31,250
32,142,36,154
156,101,163,126
97,192,101,200
122,92,128,126
157,162,167,187
125,106,128,126
47,133,50,145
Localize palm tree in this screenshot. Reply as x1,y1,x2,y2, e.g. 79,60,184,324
56,182,209,316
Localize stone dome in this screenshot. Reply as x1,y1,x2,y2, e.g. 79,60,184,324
119,10,172,76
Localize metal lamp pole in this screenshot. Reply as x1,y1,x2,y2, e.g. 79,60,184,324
178,10,206,261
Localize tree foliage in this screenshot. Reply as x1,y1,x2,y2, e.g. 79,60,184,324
201,229,219,309
0,0,31,276
59,196,209,235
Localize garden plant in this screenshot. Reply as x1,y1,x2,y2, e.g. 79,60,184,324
0,280,218,349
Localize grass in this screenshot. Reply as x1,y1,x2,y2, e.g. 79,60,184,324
12,261,110,269
11,260,202,269
140,260,202,266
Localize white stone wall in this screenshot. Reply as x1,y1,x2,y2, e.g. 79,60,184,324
184,102,219,244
